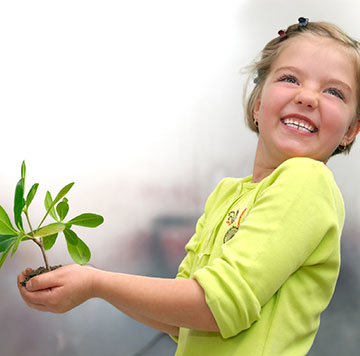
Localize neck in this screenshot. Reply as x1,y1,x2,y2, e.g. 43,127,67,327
251,141,284,183
252,163,275,183
251,140,328,183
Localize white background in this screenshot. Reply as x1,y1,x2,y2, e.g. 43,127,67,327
0,1,359,355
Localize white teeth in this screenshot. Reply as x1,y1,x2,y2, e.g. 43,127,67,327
282,118,316,133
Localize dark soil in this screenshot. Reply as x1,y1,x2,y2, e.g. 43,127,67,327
20,265,62,287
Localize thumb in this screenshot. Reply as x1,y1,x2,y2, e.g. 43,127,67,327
26,271,60,292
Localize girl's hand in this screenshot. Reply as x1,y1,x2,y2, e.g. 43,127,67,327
17,264,95,313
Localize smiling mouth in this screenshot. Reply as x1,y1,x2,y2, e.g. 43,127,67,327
281,118,318,134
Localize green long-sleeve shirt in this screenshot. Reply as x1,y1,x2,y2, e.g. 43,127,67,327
174,157,344,356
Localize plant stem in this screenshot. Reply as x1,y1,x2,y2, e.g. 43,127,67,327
37,213,49,230
25,211,51,271
38,240,50,271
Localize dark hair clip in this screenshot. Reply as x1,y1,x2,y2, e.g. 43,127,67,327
298,17,309,29
278,29,287,40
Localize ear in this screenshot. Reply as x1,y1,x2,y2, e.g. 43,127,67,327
342,118,360,145
253,98,261,122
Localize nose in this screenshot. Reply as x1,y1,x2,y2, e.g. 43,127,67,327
294,89,318,109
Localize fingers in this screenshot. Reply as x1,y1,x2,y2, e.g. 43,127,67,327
26,274,57,292
24,267,65,292
22,267,33,276
18,279,63,312
19,289,52,312
23,287,54,306
17,272,24,285
17,267,63,312
17,268,32,284
17,273,46,309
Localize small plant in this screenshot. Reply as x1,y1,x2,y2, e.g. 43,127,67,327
0,161,104,272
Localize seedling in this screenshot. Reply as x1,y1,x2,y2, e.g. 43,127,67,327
0,161,104,272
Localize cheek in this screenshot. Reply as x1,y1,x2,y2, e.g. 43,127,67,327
257,87,290,119
322,102,353,134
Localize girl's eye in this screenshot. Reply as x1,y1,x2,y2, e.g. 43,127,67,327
278,75,298,85
326,88,345,100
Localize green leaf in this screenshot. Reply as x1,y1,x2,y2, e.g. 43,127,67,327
42,183,74,225
53,182,74,206
43,233,58,250
63,228,78,245
21,161,26,180
45,191,58,221
56,198,69,221
25,183,39,209
0,206,17,234
14,178,25,230
11,233,24,257
65,230,91,265
34,223,66,238
67,213,104,228
0,234,18,252
0,242,15,269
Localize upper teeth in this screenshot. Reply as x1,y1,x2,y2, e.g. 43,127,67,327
282,118,316,133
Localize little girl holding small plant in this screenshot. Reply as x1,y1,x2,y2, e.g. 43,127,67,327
18,18,360,355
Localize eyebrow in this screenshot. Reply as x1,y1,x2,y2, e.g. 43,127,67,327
273,66,353,92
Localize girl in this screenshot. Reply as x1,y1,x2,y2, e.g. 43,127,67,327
18,18,360,356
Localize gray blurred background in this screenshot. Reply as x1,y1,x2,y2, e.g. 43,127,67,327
0,1,359,355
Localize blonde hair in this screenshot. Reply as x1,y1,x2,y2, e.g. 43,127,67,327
243,20,360,156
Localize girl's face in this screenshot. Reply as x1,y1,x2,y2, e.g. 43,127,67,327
253,35,360,168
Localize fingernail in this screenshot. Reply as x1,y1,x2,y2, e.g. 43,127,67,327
26,280,32,291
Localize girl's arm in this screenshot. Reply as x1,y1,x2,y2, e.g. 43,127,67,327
17,265,219,333
19,267,179,335
120,307,179,336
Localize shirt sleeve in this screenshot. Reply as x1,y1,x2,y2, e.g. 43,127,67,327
193,158,345,339
176,213,206,279
176,178,237,279
171,179,232,342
